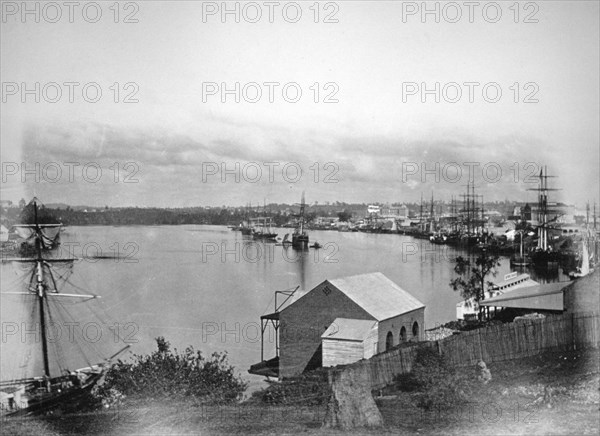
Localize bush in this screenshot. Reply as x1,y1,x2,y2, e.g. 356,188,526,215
394,347,475,410
96,337,247,405
251,369,330,406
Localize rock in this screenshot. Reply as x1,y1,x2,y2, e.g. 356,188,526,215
543,385,553,408
477,361,492,384
323,366,384,430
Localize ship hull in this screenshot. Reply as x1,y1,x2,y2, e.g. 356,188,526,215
3,372,104,417
292,234,309,249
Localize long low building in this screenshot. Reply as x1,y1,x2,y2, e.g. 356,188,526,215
479,281,572,312
457,273,539,320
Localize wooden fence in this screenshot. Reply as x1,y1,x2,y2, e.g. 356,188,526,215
337,311,600,390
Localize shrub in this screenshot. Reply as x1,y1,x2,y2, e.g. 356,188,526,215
394,346,475,410
96,337,247,405
251,368,330,406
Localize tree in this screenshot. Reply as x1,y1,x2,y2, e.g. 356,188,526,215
450,250,500,320
337,210,352,222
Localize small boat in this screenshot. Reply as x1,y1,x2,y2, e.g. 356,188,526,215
281,234,292,245
510,230,531,267
510,255,532,267
430,232,447,245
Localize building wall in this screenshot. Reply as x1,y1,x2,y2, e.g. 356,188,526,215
376,308,425,353
363,324,379,359
279,281,374,379
565,269,600,314
322,339,365,367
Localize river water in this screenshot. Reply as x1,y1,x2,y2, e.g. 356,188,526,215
0,225,568,391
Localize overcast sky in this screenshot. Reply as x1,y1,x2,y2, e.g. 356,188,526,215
1,1,598,208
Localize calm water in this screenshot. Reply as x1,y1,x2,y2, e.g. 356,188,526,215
0,225,569,390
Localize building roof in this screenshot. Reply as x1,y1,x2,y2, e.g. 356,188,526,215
480,281,571,311
489,273,538,291
321,318,377,342
328,272,425,321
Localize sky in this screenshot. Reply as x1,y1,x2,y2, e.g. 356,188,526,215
1,1,598,208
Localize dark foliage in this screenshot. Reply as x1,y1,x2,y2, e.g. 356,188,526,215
450,252,501,302
250,369,330,406
336,210,352,222
394,347,476,410
97,337,247,404
19,202,60,225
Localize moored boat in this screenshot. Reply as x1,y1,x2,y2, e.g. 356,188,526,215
1,199,129,416
292,192,309,249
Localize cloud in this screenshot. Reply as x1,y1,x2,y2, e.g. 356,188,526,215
8,117,597,208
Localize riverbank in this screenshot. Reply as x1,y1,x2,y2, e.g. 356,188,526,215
3,347,598,435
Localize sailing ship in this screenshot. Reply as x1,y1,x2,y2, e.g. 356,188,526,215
528,167,561,272
0,199,128,416
457,182,484,247
405,194,433,239
291,192,309,249
0,203,62,258
251,217,278,241
233,203,253,235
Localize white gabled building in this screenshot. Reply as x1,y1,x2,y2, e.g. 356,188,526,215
276,272,425,377
322,318,378,367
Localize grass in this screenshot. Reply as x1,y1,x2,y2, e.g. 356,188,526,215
2,348,598,435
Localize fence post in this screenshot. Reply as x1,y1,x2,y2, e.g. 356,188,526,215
477,329,484,362
572,312,575,351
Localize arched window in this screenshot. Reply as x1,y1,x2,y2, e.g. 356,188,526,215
400,326,406,342
385,331,393,351
412,321,419,339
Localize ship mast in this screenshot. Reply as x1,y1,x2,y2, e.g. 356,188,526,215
419,193,423,229
33,201,51,381
471,183,475,234
527,166,559,252
6,199,99,384
299,191,305,234
430,192,434,232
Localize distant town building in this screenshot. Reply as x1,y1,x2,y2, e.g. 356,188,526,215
0,224,9,242
510,203,532,221
379,205,408,219
314,216,339,226
367,205,381,216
